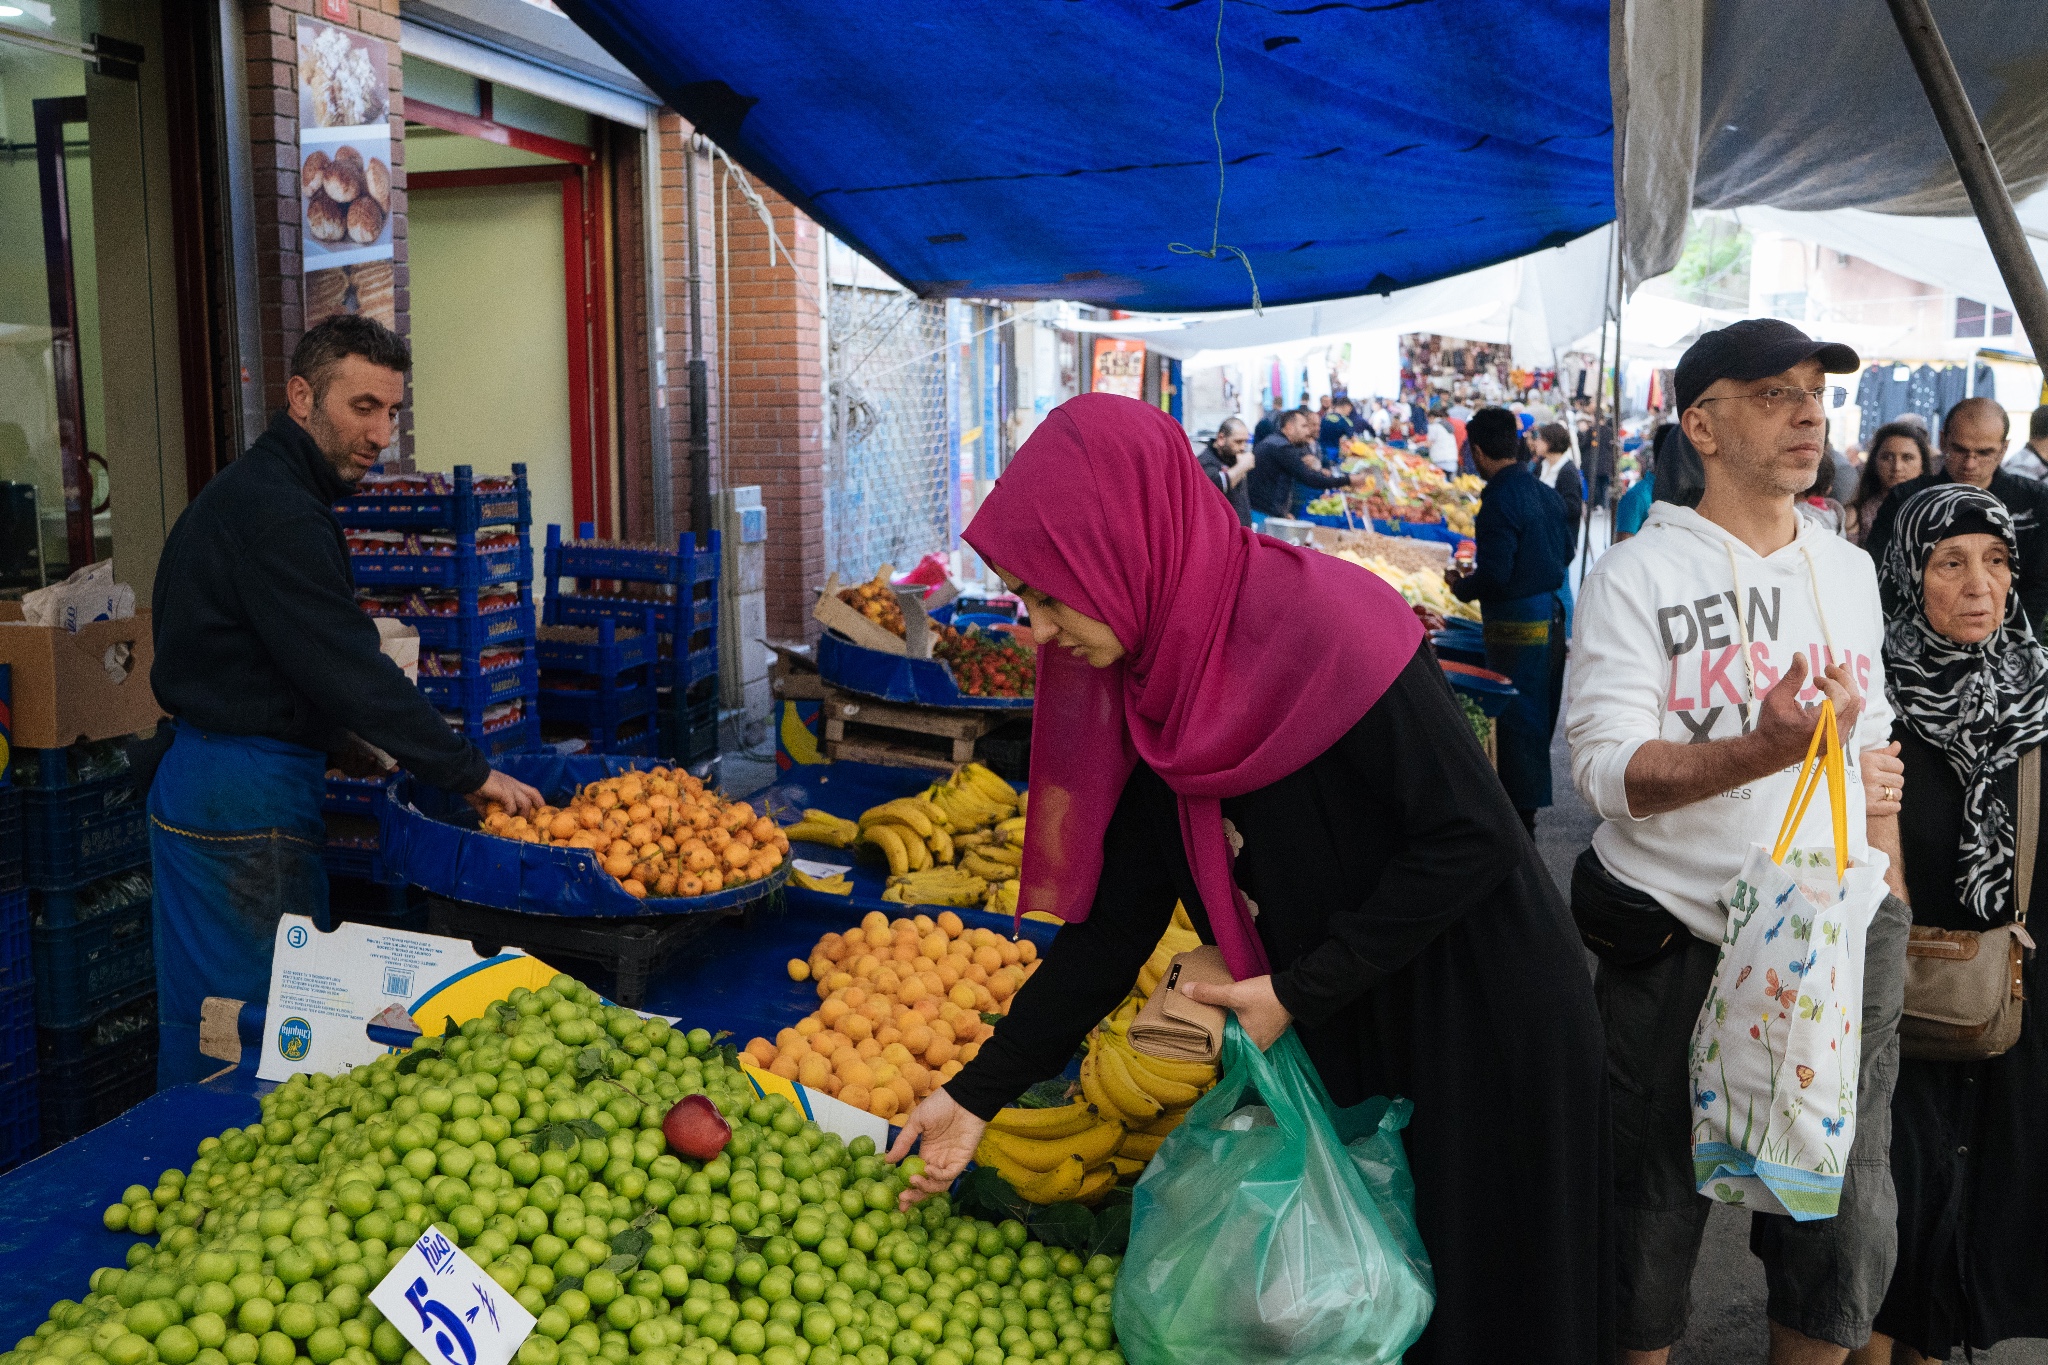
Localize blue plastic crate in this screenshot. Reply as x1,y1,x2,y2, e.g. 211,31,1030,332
332,464,531,533
653,637,720,691
544,590,681,634
0,890,28,991
543,526,720,587
535,614,659,681
28,866,152,932
322,773,405,817
37,991,156,1071
13,741,133,791
323,840,400,886
366,585,536,653
23,772,149,889
418,652,539,711
464,714,542,761
350,538,533,590
537,680,655,729
0,788,20,894
32,895,153,1029
0,1075,39,1171
0,979,35,1086
40,1042,154,1145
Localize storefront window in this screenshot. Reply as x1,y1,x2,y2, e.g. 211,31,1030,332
0,5,103,590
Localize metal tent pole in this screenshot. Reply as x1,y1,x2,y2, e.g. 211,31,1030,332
1884,0,2048,363
686,134,714,549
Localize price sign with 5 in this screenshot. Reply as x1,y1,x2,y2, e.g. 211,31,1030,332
370,1229,536,1365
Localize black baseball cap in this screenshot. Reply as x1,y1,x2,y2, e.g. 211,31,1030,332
1673,319,1859,413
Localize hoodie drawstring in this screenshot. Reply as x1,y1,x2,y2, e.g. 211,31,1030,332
1721,536,1837,710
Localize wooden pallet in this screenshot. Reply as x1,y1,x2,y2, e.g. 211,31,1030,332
820,690,997,772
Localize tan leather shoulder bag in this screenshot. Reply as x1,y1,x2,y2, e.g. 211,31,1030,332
1900,746,2039,1061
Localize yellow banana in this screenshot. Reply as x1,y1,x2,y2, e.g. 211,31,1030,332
1108,1156,1146,1179
1136,964,1165,998
1140,1105,1191,1136
790,868,852,895
865,824,910,876
783,819,856,848
877,800,936,839
1072,1165,1118,1206
1012,1155,1088,1204
995,816,1028,839
1120,1047,1217,1089
1171,901,1193,932
1078,1051,1130,1125
962,763,1018,805
908,794,952,829
1117,1131,1165,1162
978,843,1022,867
926,825,954,864
977,1117,1124,1174
1093,1040,1163,1123
986,1101,1101,1139
960,852,1016,883
953,829,995,849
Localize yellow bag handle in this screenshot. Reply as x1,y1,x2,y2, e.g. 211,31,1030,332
1771,698,1849,880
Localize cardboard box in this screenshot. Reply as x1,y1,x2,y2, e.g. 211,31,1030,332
0,604,164,749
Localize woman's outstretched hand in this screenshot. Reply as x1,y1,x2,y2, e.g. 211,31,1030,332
1180,973,1292,1050
888,1087,987,1209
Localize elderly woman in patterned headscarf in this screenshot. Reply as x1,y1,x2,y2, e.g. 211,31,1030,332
1858,483,2048,1365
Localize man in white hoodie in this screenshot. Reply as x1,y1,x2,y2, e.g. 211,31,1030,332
1567,319,1912,1365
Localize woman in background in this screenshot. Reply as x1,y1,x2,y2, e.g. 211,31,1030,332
1847,421,1930,546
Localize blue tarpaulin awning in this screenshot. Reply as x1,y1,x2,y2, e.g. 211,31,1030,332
550,0,1613,312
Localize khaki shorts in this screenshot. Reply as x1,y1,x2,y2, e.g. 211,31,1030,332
1597,893,1909,1352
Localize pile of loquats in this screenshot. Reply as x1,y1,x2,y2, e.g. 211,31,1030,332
747,911,1042,1122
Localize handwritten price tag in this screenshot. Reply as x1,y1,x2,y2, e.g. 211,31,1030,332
370,1228,536,1365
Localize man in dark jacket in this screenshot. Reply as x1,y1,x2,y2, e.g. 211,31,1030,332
1866,395,2048,632
148,314,541,1085
1195,417,1253,526
1247,408,1364,518
1449,407,1573,831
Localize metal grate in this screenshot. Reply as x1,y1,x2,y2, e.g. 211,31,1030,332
827,286,951,580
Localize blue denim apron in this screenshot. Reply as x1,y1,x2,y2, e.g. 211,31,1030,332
1482,590,1569,814
148,721,328,1086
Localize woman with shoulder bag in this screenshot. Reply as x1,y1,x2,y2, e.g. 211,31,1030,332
882,393,1613,1365
1854,484,2048,1365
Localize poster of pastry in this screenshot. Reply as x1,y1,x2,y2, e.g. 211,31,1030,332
297,19,394,276
297,19,388,131
1089,337,1145,400
299,133,393,266
305,260,396,330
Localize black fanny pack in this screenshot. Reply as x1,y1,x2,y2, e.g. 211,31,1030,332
1571,847,1687,967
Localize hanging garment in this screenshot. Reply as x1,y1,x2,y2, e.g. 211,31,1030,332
1910,365,1942,431
1857,366,1887,445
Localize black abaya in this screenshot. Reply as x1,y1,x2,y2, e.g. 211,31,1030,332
1875,729,2048,1358
948,643,1614,1365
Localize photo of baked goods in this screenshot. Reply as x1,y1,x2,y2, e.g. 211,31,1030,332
297,20,388,130
300,141,391,257
305,261,395,329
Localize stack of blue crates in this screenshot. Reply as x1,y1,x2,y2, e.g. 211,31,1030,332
539,525,721,763
536,609,662,756
17,739,157,1151
335,464,541,766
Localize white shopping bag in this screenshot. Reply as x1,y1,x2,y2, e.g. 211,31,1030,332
1688,702,1888,1220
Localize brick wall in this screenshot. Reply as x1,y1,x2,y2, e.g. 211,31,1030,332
717,178,825,641
241,0,410,452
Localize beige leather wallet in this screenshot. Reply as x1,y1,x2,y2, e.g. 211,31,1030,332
1128,945,1231,1065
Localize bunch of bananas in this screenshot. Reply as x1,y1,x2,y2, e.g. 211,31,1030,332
781,807,860,847
974,1101,1125,1206
975,907,1218,1204
789,865,853,895
882,865,988,907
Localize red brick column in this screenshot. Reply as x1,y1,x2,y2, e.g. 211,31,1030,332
718,180,825,641
241,0,410,452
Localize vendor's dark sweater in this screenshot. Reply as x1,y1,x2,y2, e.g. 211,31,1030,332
150,413,490,794
1248,433,1349,517
1451,458,1571,605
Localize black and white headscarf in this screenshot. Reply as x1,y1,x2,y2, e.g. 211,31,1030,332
1881,483,2048,920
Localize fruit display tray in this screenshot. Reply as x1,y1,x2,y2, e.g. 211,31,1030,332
815,632,1032,711
383,753,786,918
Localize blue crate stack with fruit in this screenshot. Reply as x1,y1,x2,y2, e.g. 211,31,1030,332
539,524,720,762
14,739,157,1153
340,465,540,765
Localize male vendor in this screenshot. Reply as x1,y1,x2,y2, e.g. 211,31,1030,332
149,315,542,1084
1448,407,1574,833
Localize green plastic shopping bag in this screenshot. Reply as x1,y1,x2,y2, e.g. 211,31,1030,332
1112,1017,1434,1364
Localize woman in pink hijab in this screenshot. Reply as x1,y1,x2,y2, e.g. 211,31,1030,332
887,395,1610,1363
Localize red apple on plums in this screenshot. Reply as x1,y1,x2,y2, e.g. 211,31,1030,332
663,1094,731,1159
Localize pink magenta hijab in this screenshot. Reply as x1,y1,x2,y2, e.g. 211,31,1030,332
963,393,1424,980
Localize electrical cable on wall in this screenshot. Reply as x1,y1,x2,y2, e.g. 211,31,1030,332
1167,0,1262,314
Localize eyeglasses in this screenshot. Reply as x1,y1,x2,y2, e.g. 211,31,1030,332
1693,385,1847,414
